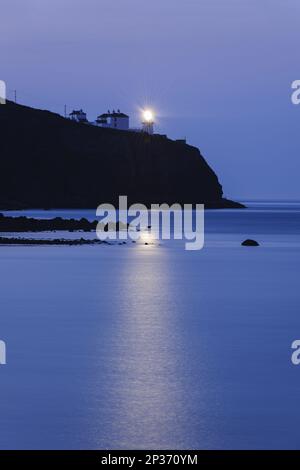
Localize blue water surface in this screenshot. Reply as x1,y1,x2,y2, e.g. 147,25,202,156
0,202,299,449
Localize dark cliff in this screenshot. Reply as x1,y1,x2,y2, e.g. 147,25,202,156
0,101,243,209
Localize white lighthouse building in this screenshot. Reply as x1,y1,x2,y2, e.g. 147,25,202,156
141,110,154,134
94,110,129,130
67,106,157,135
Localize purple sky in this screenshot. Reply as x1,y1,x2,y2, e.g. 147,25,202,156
1,0,300,200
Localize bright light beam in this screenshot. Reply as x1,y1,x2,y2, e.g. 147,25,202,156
143,110,154,122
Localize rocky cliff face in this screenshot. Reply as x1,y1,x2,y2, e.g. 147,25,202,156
0,101,243,209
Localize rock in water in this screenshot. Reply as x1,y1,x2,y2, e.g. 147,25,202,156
241,239,259,246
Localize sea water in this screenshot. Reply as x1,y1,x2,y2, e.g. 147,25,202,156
0,202,299,449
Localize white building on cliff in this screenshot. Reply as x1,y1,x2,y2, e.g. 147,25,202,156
69,109,88,123
94,110,129,130
68,107,156,135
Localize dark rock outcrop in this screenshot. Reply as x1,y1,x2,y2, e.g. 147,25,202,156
0,213,127,232
241,239,260,246
0,236,104,246
0,101,244,209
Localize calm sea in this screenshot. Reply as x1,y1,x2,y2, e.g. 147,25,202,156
0,202,299,449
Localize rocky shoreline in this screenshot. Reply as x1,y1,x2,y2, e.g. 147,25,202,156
0,214,127,232
0,236,104,246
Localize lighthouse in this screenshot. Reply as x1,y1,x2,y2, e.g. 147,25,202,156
142,110,154,134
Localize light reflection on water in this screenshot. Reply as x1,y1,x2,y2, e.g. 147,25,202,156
89,248,213,449
106,250,184,448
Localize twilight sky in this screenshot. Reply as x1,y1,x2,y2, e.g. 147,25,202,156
1,0,299,200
